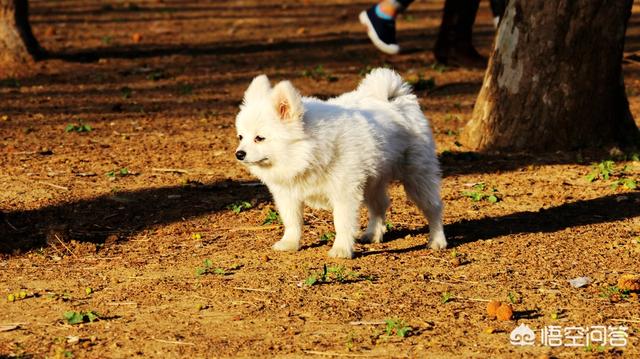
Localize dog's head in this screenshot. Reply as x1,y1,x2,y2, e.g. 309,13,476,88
234,75,305,169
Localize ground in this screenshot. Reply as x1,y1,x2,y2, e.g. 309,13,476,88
1,1,640,358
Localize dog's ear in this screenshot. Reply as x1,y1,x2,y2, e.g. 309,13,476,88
243,75,271,104
271,81,303,122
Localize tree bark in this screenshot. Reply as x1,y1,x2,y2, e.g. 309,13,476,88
462,0,640,151
0,0,42,77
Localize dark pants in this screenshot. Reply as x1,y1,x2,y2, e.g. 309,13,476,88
395,0,506,18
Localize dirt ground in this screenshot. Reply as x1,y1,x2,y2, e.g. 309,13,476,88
1,0,639,358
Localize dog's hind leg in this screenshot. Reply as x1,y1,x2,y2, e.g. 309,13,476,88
401,155,447,250
359,180,390,244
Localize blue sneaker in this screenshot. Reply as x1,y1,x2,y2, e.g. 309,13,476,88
359,6,400,55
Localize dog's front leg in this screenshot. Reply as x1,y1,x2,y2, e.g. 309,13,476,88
328,198,358,259
271,189,303,252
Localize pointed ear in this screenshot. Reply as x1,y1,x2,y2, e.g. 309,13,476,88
271,81,303,122
243,75,271,104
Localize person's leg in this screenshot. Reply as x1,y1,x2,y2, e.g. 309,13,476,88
433,0,485,68
490,0,507,27
359,0,414,55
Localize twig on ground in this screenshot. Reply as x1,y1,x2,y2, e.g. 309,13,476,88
230,225,281,232
151,167,190,174
38,181,69,191
349,320,386,325
106,302,138,306
610,318,640,323
304,350,376,357
152,338,196,346
55,234,77,258
233,287,275,293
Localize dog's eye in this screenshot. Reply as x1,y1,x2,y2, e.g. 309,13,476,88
238,135,243,140
254,136,265,143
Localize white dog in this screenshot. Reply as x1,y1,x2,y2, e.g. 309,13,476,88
234,68,446,258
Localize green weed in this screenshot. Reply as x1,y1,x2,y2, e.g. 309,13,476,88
462,183,499,203
65,122,92,133
303,264,374,286
384,318,412,337
262,209,281,225
196,259,239,276
406,74,435,91
106,168,131,178
120,86,132,99
226,201,252,214
319,232,335,243
441,292,454,304
302,65,338,82
63,310,100,325
586,160,638,190
177,83,193,95
599,286,630,300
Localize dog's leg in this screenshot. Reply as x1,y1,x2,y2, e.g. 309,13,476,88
271,190,303,252
402,172,447,250
360,182,389,244
328,198,359,259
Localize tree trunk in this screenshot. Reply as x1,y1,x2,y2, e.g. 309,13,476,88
462,0,640,151
0,0,42,77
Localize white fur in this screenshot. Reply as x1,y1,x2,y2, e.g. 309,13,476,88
235,68,446,258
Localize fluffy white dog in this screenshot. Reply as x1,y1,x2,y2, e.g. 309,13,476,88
235,68,446,258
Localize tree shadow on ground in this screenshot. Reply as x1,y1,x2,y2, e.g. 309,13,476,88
0,179,271,255
370,192,640,256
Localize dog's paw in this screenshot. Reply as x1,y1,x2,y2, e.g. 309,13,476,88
428,233,447,250
272,240,299,252
358,232,383,244
328,245,354,259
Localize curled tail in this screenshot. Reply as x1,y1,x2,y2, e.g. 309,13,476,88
357,68,414,102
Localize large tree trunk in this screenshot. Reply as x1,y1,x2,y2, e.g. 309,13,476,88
462,0,640,151
0,0,42,77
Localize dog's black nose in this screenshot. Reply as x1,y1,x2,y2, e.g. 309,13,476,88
235,150,246,160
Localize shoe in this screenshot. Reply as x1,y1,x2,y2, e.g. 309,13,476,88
434,42,487,69
359,7,400,55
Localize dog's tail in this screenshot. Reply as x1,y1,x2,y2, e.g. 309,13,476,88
357,68,414,103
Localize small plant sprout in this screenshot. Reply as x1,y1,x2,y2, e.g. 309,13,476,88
586,160,615,182
319,232,335,243
406,73,436,91
85,287,93,296
302,65,338,82
191,233,202,240
178,83,194,95
599,286,630,301
461,183,500,203
586,160,638,190
262,209,281,225
120,86,132,99
65,122,93,133
431,62,448,73
106,168,131,179
303,264,373,286
63,310,100,325
195,259,239,277
507,291,521,304
196,259,213,276
385,221,394,232
226,201,252,214
384,318,412,338
441,292,455,304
